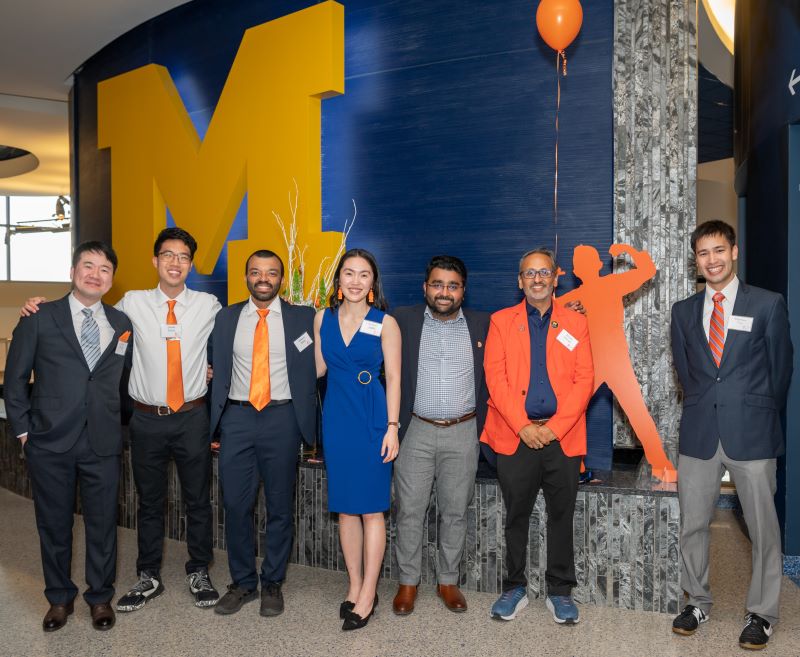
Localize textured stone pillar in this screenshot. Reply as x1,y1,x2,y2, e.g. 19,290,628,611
612,0,697,458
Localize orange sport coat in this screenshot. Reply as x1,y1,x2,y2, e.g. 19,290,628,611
480,298,594,457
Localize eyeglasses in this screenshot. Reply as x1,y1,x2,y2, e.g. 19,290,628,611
520,268,554,280
158,251,192,264
426,282,464,292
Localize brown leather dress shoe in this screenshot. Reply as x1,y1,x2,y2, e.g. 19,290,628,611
437,584,467,612
43,601,74,632
392,584,417,615
90,603,116,631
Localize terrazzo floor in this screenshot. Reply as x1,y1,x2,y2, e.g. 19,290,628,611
1,488,798,657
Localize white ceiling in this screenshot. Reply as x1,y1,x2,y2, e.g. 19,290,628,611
0,0,190,196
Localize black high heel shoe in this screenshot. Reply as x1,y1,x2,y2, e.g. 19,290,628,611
341,594,379,631
339,600,355,619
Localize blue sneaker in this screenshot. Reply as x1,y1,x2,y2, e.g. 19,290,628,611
546,594,579,624
490,586,528,621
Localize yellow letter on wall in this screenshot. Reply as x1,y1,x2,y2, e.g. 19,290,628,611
98,1,345,303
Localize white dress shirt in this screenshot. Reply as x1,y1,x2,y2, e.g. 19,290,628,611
229,296,291,401
702,276,739,341
68,293,114,353
116,286,221,405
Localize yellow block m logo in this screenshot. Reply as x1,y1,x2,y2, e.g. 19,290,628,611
98,1,344,302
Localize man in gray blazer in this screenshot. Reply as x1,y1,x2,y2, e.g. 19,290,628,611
5,242,132,633
670,220,793,650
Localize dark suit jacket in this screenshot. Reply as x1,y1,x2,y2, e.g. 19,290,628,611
393,304,490,441
4,294,133,456
671,281,793,460
208,298,317,445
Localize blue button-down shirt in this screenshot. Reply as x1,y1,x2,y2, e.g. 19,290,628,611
525,302,557,419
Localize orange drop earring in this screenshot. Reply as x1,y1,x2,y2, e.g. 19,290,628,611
368,289,374,304
337,287,343,301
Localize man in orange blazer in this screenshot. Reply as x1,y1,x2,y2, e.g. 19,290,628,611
482,247,594,624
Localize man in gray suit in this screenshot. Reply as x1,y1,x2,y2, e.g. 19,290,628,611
670,220,793,650
5,242,132,633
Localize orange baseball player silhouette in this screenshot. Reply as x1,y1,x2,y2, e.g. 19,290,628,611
556,244,677,482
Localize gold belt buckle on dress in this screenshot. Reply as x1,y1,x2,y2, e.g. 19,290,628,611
357,370,372,385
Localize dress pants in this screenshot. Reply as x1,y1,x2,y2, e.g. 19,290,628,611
394,416,479,585
25,428,120,605
130,405,213,575
678,441,782,625
218,402,301,590
497,440,581,595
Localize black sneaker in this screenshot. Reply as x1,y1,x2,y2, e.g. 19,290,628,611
186,568,220,608
260,582,284,617
214,584,258,615
672,605,708,635
739,613,772,650
116,571,164,612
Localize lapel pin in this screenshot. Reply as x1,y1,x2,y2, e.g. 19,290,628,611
477,341,483,348
551,321,559,329
519,325,525,331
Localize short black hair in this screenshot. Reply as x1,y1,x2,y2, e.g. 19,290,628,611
153,227,198,259
691,220,736,252
245,249,285,277
72,241,118,272
424,255,467,284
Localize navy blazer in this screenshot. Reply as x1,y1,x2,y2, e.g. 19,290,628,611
4,294,133,456
393,304,490,441
670,281,793,460
208,298,317,445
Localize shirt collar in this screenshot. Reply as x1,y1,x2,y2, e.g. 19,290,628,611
246,295,282,316
423,306,465,323
69,292,102,316
526,300,552,320
704,275,739,303
154,284,190,307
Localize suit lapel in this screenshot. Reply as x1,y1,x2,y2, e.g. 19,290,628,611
93,305,127,370
409,306,425,400
691,292,718,369
464,309,484,392
54,296,89,368
280,299,296,372
514,300,531,371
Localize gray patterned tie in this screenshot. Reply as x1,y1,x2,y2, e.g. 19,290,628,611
80,307,101,370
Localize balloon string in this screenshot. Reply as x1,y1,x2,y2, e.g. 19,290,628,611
554,49,562,260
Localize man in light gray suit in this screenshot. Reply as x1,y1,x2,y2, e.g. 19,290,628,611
670,220,793,651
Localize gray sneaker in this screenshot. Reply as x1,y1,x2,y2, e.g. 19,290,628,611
186,568,220,608
260,582,284,617
214,584,258,615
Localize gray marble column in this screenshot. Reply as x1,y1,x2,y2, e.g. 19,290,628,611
612,0,697,457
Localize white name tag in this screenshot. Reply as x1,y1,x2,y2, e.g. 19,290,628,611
359,319,383,337
294,332,313,352
161,323,182,339
729,315,753,332
115,340,129,356
556,329,578,351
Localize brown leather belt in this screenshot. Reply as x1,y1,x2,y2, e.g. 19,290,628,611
227,399,292,409
134,397,206,416
528,417,552,426
412,411,476,428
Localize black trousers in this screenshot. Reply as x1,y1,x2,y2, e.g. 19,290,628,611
129,405,212,575
497,440,581,595
25,428,120,605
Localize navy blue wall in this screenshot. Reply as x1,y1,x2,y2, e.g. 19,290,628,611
73,0,614,462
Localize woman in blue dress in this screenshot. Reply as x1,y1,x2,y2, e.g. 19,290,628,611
313,248,401,630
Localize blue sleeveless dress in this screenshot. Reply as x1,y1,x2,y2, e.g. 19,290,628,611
321,307,391,514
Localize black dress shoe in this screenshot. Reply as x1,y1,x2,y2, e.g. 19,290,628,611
90,603,116,631
339,600,355,619
342,606,375,631
43,601,74,632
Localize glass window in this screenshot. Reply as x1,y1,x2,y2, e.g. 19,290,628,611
5,195,71,282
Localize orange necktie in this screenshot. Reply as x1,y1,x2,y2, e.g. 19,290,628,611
708,292,725,368
166,299,184,412
249,308,271,410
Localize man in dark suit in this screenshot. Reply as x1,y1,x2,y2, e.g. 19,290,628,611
670,220,793,650
4,241,132,632
391,255,490,614
209,250,317,618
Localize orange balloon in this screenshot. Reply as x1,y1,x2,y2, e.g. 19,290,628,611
536,0,584,52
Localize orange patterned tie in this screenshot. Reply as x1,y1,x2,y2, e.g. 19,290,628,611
249,308,271,410
166,299,184,412
708,292,725,367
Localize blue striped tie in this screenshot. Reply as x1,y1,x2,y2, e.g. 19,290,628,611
80,307,101,370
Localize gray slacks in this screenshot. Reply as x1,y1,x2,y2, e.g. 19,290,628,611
393,416,479,585
678,441,782,624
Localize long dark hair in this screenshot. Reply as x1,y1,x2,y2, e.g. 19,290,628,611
328,248,388,311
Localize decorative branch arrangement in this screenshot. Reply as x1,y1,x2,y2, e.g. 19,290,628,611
272,179,356,308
